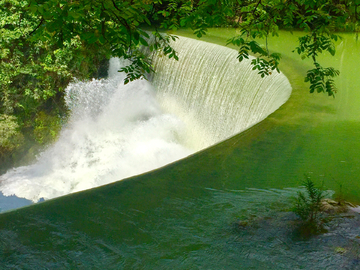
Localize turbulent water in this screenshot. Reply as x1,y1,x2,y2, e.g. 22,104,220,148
0,59,193,203
0,36,291,208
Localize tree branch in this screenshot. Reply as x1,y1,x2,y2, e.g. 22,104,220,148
27,17,44,37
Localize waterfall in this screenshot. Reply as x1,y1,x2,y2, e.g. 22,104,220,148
0,59,192,203
151,36,292,149
0,37,291,207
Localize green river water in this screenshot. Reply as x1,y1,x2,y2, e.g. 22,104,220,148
1,30,360,269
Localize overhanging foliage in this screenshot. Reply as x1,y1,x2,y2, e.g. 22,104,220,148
1,0,360,166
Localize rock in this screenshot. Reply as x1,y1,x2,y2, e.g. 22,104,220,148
323,199,339,206
238,220,248,227
345,201,356,208
335,247,347,254
321,198,349,214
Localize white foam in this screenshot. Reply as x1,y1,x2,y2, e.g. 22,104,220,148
0,58,193,202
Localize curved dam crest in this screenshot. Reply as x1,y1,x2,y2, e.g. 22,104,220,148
0,36,291,209
151,36,292,149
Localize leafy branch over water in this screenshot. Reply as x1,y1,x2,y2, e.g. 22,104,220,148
1,0,360,165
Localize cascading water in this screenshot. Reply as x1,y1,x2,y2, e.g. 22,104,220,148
0,36,291,210
150,36,292,149
0,58,193,204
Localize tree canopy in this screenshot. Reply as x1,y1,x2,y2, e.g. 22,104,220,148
1,0,360,167
2,0,359,99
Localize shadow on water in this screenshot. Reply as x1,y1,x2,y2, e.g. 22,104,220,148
0,192,32,213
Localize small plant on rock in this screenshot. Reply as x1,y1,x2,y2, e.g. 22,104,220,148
292,175,325,235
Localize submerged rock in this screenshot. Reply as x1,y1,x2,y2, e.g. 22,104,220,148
321,198,356,214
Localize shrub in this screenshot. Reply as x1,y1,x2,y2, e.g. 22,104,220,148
292,175,325,235
0,114,24,158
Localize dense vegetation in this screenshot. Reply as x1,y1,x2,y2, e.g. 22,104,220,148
1,0,360,170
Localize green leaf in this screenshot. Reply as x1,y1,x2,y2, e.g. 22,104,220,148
139,37,148,46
